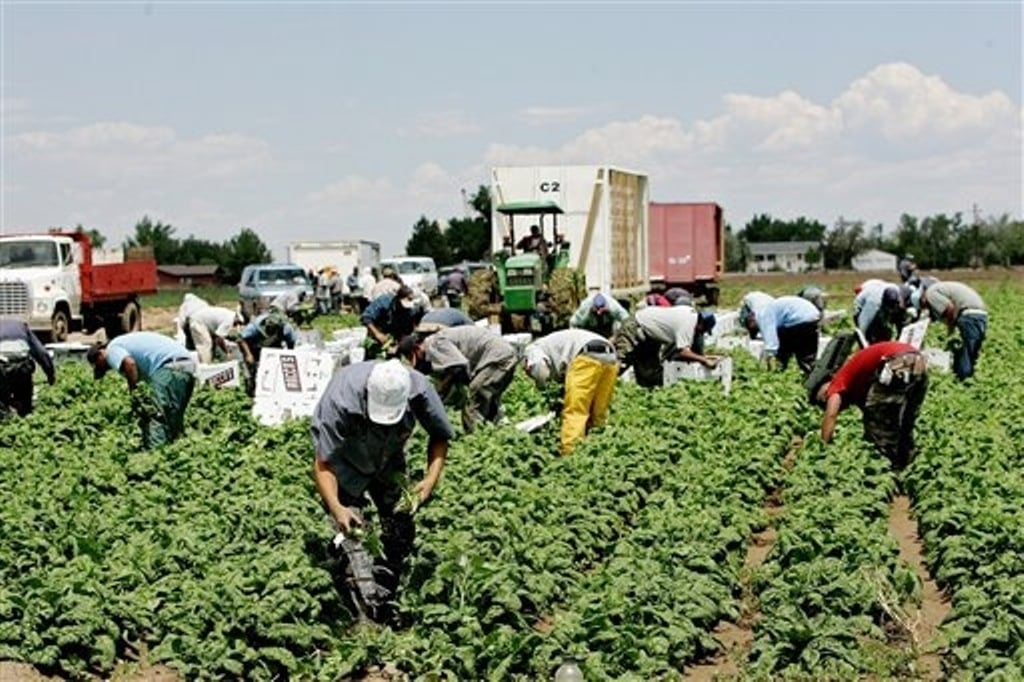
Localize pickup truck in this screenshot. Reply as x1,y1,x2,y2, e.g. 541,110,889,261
0,232,157,341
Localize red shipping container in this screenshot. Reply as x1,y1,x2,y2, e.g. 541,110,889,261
648,202,723,291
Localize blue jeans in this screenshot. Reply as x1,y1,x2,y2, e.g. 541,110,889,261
954,313,987,381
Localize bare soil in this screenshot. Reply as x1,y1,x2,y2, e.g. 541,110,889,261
0,661,179,682
887,494,951,679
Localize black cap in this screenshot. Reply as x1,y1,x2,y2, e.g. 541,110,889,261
86,342,107,380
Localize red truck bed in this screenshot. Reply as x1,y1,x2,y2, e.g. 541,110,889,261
83,261,158,303
648,202,723,286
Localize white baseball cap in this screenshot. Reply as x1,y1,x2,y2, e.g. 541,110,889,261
523,345,551,385
367,360,411,425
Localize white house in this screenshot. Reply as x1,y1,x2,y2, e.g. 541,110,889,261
746,241,821,274
852,249,898,272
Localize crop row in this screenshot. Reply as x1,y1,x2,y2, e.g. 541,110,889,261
905,282,1024,677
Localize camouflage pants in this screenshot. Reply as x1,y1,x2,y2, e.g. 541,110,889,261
464,355,518,433
613,318,664,387
862,352,928,469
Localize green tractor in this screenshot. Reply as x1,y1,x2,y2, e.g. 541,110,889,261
467,200,585,334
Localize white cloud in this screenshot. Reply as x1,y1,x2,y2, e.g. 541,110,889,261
518,106,589,126
304,174,394,207
400,110,481,138
1,96,31,125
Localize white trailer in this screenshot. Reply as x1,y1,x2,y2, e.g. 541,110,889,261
490,165,649,298
287,240,380,278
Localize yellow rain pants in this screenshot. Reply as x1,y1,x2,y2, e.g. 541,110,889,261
560,353,618,455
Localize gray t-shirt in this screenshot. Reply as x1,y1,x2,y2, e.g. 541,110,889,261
423,326,515,375
925,282,986,319
527,328,607,382
635,306,699,350
311,361,455,497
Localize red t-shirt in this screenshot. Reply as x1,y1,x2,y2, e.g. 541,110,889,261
827,341,917,407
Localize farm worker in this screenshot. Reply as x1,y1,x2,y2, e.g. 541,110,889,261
86,332,196,449
311,359,454,611
641,291,671,308
744,295,822,374
184,305,243,363
808,341,928,469
797,285,827,313
417,307,474,331
269,287,306,316
570,292,629,339
663,287,693,307
361,285,417,360
516,224,548,260
409,286,433,317
369,265,403,300
613,307,718,387
315,268,333,315
398,326,517,433
897,254,920,287
443,266,467,295
522,329,619,455
738,291,775,339
853,280,909,344
918,280,987,381
236,310,298,396
0,319,56,418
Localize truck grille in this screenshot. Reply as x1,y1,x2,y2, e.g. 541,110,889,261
0,281,29,316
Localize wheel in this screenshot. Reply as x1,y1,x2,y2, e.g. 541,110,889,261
120,301,142,334
50,309,70,342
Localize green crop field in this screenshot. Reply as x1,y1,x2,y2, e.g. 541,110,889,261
0,271,1020,680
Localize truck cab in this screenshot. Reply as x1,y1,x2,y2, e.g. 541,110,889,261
0,235,83,340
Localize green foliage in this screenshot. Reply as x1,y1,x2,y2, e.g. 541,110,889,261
405,216,451,265
741,214,827,243
220,227,273,284
124,216,180,264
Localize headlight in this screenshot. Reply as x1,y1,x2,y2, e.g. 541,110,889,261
35,299,51,313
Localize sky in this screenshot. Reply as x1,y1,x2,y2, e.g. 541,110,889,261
1,1,1021,261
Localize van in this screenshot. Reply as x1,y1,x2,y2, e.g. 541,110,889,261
238,263,314,320
379,256,438,296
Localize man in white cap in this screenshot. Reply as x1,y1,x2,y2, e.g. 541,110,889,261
522,329,619,455
570,291,629,339
311,359,454,617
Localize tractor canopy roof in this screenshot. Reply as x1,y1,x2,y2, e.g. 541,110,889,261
496,200,564,216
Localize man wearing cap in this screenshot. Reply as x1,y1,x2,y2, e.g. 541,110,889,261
236,310,298,396
369,266,403,301
0,319,56,419
738,291,775,339
809,340,928,469
745,295,822,374
570,292,629,339
522,329,619,455
184,305,242,364
361,285,418,359
87,332,196,449
418,307,474,330
797,285,827,313
853,279,908,344
398,326,517,433
663,287,694,307
615,306,719,387
311,359,454,611
919,280,987,381
897,254,920,287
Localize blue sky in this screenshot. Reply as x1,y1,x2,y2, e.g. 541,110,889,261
2,2,1021,260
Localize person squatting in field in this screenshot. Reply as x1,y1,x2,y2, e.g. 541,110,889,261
87,332,196,449
808,340,928,470
397,325,518,434
0,319,55,419
311,359,454,619
236,309,298,396
522,328,619,456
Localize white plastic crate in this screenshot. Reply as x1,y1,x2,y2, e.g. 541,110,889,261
663,356,733,395
45,342,93,364
196,360,241,388
921,347,951,372
251,348,339,426
898,319,930,349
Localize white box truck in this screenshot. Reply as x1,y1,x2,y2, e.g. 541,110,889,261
287,240,380,279
490,165,649,299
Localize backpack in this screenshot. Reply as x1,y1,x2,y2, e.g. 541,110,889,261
805,330,861,404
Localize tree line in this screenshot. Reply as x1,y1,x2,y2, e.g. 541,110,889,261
724,210,1024,272
67,217,273,284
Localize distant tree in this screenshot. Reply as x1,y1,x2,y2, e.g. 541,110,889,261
72,224,106,248
124,216,179,263
220,228,272,284
444,185,492,263
822,218,869,269
406,216,451,264
740,214,826,243
177,236,223,265
723,224,747,272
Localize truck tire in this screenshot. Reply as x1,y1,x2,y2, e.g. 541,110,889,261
49,309,70,343
120,301,142,335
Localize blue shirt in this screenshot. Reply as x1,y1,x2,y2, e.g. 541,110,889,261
420,308,474,328
240,314,297,348
758,296,821,356
0,319,55,380
106,332,191,380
